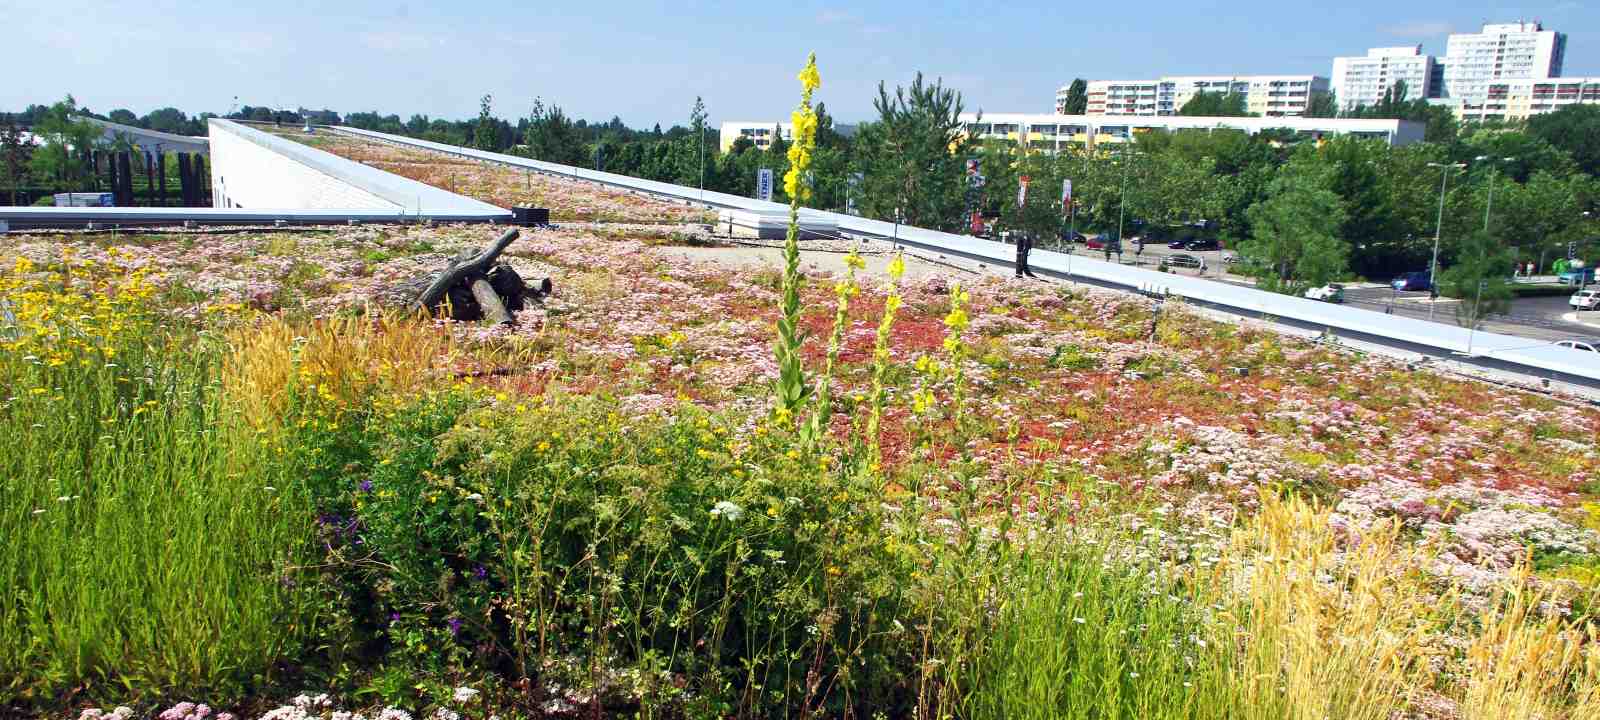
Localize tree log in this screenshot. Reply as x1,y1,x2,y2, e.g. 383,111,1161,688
414,228,521,311
469,277,513,325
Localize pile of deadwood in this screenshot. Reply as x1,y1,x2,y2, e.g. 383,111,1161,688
407,228,552,323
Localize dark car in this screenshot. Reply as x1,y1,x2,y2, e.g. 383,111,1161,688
1167,238,1190,249
1060,230,1088,245
1391,271,1432,291
1184,238,1220,251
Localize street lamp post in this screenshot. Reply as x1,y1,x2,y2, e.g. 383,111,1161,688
1425,161,1466,321
1115,148,1138,265
1477,155,1516,234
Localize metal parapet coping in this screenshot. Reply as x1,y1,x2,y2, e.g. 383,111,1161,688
325,125,1600,388
0,122,512,228
210,119,510,218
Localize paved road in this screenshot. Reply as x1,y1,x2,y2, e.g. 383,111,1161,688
1049,237,1600,347
1340,285,1600,345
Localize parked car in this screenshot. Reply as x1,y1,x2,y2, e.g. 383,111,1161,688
1559,267,1596,286
1166,238,1190,249
1166,253,1206,271
1554,339,1597,353
1060,230,1088,245
1184,238,1221,251
1303,283,1346,303
1391,271,1432,292
1571,289,1600,311
1086,236,1106,250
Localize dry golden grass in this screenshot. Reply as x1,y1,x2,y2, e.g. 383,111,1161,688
1462,571,1600,720
1206,493,1447,720
223,311,459,432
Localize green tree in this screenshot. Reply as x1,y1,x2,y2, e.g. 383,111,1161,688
28,96,101,192
1305,90,1338,118
852,73,972,230
473,94,496,151
681,97,711,189
1240,162,1349,293
141,107,197,135
1439,230,1514,328
1526,104,1600,177
1495,170,1590,271
1,118,32,204
107,109,138,126
523,98,584,166
1178,91,1249,117
1059,79,1089,115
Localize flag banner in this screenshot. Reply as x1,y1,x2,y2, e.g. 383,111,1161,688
756,168,773,201
1061,178,1073,215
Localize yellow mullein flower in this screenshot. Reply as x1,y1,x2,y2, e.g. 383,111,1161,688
887,253,906,280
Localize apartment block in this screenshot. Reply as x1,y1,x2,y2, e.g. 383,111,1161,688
1441,22,1566,101
960,113,1423,150
718,121,792,153
1072,75,1328,117
1331,46,1438,111
1444,77,1600,122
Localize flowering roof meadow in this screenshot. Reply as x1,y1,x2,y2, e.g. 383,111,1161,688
5,217,1598,599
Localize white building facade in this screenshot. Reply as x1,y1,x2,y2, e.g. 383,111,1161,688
1441,22,1566,102
1331,46,1438,111
1447,77,1600,122
1074,75,1328,117
960,113,1423,149
718,122,793,153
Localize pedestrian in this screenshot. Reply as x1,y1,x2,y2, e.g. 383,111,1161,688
1526,261,1535,278
1014,231,1037,278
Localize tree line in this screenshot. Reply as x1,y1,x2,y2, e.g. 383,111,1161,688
6,83,1597,311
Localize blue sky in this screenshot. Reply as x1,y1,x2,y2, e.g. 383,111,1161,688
1,1,1595,127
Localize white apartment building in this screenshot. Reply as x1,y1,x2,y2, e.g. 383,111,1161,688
1441,22,1566,101
1074,75,1328,117
1446,77,1600,122
718,121,792,153
960,113,1423,149
1331,46,1438,111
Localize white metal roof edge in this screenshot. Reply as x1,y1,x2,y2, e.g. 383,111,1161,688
209,119,508,218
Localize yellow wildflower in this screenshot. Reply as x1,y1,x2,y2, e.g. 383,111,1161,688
887,253,906,280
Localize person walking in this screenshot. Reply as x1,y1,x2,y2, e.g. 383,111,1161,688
1015,231,1037,278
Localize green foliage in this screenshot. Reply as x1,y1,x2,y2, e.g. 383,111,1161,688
472,94,497,151
1343,80,1458,143
0,272,314,700
1178,90,1249,117
28,95,102,191
1526,104,1600,177
1,117,31,204
1241,156,1350,293
1439,230,1515,328
522,97,585,166
1059,78,1089,115
945,535,1209,720
853,73,972,230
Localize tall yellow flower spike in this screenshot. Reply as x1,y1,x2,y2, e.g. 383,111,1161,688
784,53,821,203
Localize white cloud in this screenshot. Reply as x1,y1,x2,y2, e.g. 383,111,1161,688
1379,21,1454,37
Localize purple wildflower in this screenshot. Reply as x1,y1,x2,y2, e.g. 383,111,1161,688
447,616,463,635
